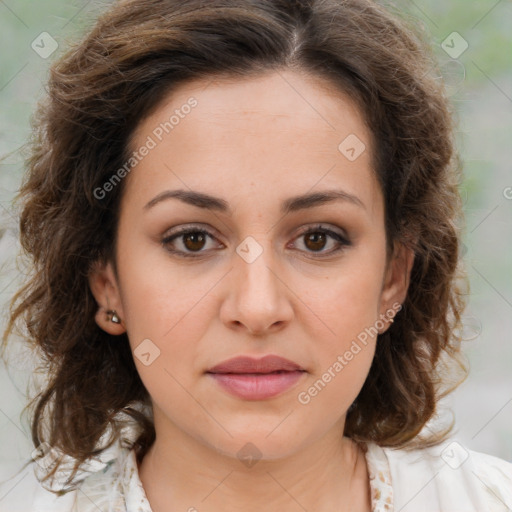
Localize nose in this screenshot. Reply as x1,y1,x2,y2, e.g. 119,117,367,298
219,238,294,336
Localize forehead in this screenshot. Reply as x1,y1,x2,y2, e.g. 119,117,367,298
133,69,369,149
125,69,381,217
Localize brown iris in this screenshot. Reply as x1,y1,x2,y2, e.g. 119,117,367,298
183,232,207,251
304,231,327,252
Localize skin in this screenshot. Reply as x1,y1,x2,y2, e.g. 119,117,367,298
89,69,414,512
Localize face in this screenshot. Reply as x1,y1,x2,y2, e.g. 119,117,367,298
90,69,413,461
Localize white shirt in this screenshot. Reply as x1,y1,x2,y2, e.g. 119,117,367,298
1,413,511,512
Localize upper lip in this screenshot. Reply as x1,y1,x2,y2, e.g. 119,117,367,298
207,355,305,374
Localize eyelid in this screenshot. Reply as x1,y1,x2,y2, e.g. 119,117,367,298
162,223,219,240
294,223,349,243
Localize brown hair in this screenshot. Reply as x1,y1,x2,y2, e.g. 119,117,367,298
2,0,468,490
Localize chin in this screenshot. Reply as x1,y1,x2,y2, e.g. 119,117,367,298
196,415,314,464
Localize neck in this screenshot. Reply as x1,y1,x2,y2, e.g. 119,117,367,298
138,413,370,512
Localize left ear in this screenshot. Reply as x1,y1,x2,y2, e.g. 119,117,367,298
378,241,415,330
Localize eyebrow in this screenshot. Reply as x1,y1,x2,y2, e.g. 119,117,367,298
143,188,366,214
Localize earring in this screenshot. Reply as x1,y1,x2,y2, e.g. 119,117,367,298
106,309,121,324
389,303,402,324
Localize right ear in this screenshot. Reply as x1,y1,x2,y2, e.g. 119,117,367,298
88,260,126,335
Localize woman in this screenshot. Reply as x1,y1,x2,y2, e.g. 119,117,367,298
1,0,511,510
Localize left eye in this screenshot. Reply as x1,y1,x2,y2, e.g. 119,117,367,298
162,224,350,258
292,225,350,255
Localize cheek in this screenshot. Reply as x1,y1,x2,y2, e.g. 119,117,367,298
294,289,379,428
300,252,385,341
120,272,216,386
115,227,210,339
113,240,219,404
293,252,384,408
117,260,213,416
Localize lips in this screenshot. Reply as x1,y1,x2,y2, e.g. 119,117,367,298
206,354,305,374
206,355,306,400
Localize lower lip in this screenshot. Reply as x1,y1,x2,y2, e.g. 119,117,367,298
207,371,305,400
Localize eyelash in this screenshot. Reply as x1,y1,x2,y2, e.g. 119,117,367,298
161,224,351,259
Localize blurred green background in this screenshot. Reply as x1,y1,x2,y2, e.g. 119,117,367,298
1,0,511,480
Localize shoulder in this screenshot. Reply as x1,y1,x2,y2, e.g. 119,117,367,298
468,448,512,507
0,402,153,512
367,439,512,512
0,462,76,512
0,446,149,512
0,449,130,512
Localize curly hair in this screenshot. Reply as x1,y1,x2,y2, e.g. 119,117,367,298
2,0,468,489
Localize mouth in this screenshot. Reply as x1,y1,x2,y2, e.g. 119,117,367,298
206,355,306,400
206,354,305,374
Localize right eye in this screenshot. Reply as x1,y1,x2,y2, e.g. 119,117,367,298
162,226,223,258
